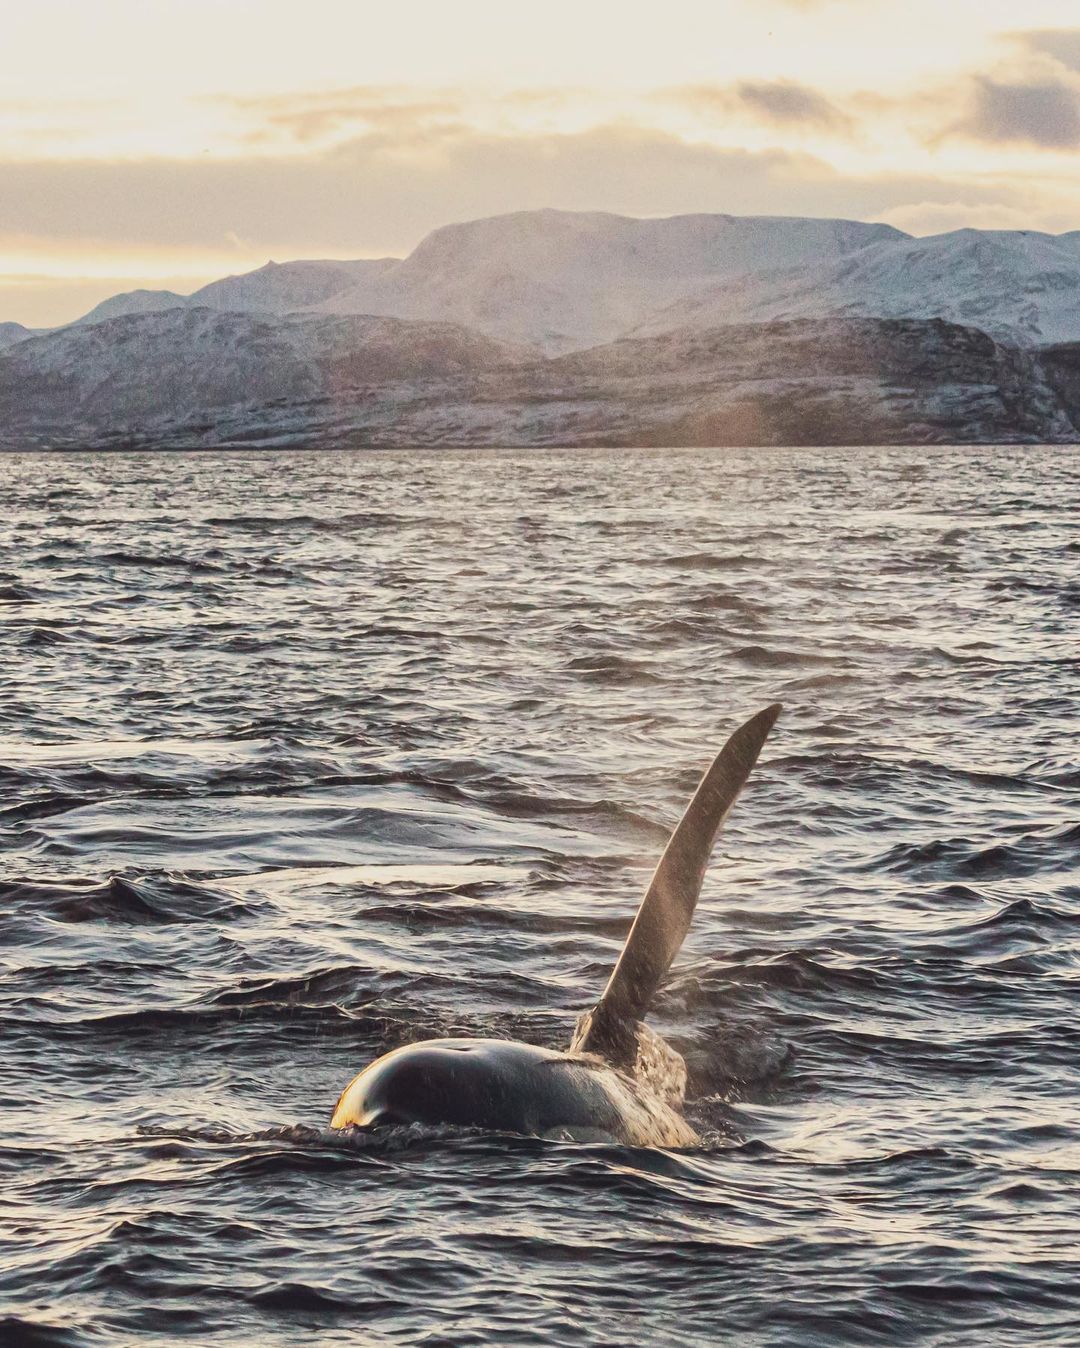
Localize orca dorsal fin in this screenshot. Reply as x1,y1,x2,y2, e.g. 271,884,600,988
571,704,781,1065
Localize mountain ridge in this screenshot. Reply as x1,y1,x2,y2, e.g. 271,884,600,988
0,320,34,351
38,208,906,349
304,208,906,351
3,307,1078,450
4,208,1080,447
0,306,527,435
12,209,1080,355
636,227,1080,347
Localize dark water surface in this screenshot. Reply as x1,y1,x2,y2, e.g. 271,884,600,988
1,446,1077,1346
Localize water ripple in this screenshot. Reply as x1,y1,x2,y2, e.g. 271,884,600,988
0,445,1077,1345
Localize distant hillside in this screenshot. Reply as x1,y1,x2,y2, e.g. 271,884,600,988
0,322,31,352
188,258,399,314
23,209,1080,357
637,228,1080,347
0,307,527,439
53,208,903,351
5,208,1080,447
2,310,1075,450
69,260,401,328
0,321,34,350
74,289,190,326
306,208,904,351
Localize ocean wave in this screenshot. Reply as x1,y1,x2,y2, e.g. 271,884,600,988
2,445,1078,1345
0,873,254,924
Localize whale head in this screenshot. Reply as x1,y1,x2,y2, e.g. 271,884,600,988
330,1037,579,1133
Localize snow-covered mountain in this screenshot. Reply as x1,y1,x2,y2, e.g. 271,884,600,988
26,210,1080,357
638,228,1080,347
6,208,1080,448
69,259,399,328
54,209,904,350
0,306,525,432
74,288,190,325
309,208,904,351
3,311,1075,450
189,257,398,314
0,321,32,351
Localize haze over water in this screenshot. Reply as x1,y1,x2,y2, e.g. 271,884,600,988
1,445,1078,1345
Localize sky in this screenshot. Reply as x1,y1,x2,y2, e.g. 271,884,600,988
6,0,1080,324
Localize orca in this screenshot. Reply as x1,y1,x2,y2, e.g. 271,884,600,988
330,704,781,1147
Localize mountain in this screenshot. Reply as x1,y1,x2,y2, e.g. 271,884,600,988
74,288,190,326
6,209,1080,448
33,210,1080,356
542,317,1072,445
0,306,526,441
68,260,399,328
2,307,1074,449
188,258,398,314
309,208,905,351
0,321,32,351
638,228,1080,346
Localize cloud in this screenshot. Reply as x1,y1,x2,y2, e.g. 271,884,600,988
0,103,1069,325
0,123,1023,260
720,65,1080,157
733,81,854,133
762,0,867,9
0,130,819,260
670,80,854,135
224,86,467,146
874,199,1078,237
949,73,1080,149
1011,29,1080,73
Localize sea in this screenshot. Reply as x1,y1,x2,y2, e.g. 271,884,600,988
0,444,1077,1346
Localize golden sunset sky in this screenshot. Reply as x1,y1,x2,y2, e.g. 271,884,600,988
6,0,1080,324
